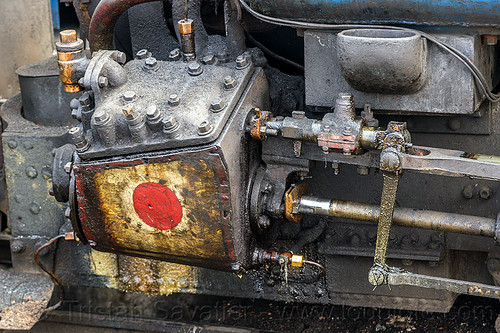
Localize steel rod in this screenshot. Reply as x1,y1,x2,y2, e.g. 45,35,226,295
296,196,496,237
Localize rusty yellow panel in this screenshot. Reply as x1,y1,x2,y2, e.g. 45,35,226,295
75,148,234,270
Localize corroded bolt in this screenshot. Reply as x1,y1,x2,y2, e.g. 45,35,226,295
145,57,158,69
137,49,150,59
70,98,80,110
479,186,492,200
10,240,25,254
202,54,217,65
146,105,160,121
7,140,17,149
123,90,137,103
235,55,249,69
197,120,213,136
113,51,127,64
69,126,90,152
29,202,41,215
343,125,352,136
223,76,237,90
162,116,180,134
187,61,203,76
122,104,138,121
210,97,226,112
80,92,92,107
64,162,72,174
25,166,38,179
60,29,77,43
169,48,181,61
98,76,108,88
94,110,110,124
462,185,474,199
357,166,369,176
168,94,180,106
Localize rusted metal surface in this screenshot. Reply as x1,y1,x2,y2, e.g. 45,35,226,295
74,147,237,270
284,183,307,223
0,269,53,330
386,267,500,300
55,30,88,93
89,0,164,52
296,196,498,238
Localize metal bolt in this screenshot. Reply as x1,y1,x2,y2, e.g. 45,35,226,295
7,140,17,149
10,241,25,254
356,166,369,176
98,76,108,88
169,48,181,61
321,146,329,154
146,105,160,121
462,185,474,199
70,98,80,110
122,104,138,121
23,141,33,150
187,61,203,76
69,126,90,152
479,186,492,200
137,49,150,59
123,90,137,103
168,94,180,106
64,162,72,174
483,35,498,46
145,57,158,69
343,125,352,136
258,215,271,229
162,116,180,136
25,166,38,179
210,97,226,112
197,120,213,136
29,202,41,215
216,52,229,63
332,162,341,175
368,268,385,286
64,207,71,219
223,76,237,90
235,55,250,69
202,54,217,65
114,51,126,64
80,92,92,107
448,117,461,131
94,110,110,124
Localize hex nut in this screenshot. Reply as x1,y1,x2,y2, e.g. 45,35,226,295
123,90,137,103
94,110,111,124
197,120,213,136
479,186,492,200
462,185,474,199
136,49,150,59
98,76,108,88
169,48,181,61
162,116,180,134
144,57,158,69
10,241,25,254
202,54,217,65
187,61,203,76
223,76,237,90
80,92,92,107
236,55,250,69
210,97,226,112
64,162,73,174
114,51,127,64
168,94,180,106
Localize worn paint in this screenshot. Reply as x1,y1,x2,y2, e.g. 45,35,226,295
88,249,199,295
74,148,235,271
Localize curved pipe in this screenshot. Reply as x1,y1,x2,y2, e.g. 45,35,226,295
89,0,157,52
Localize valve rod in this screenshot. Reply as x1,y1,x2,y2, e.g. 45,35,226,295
296,196,497,238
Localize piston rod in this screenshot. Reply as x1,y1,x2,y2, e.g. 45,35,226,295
295,196,497,238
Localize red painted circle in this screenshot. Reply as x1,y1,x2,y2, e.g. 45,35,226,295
132,182,183,230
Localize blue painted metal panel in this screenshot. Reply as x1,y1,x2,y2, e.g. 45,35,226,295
51,0,60,30
248,0,500,27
